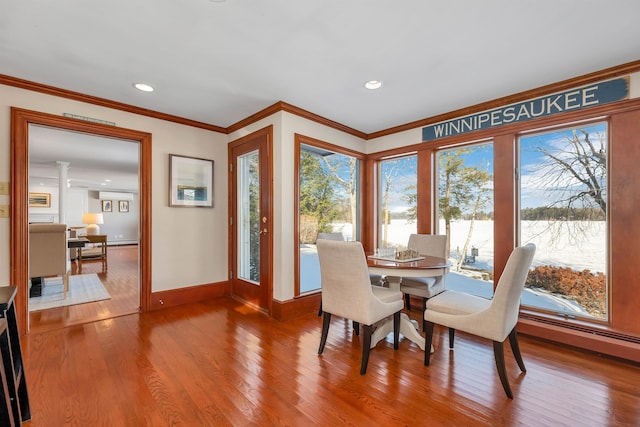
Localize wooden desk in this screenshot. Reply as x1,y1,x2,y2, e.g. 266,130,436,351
78,234,107,271
367,255,450,351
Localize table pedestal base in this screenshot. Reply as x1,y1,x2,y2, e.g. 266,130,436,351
370,313,434,352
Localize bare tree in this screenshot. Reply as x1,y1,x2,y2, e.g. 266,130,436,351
438,148,492,269
455,168,492,271
538,129,606,213
526,128,607,245
322,156,358,239
381,157,416,247
438,149,468,258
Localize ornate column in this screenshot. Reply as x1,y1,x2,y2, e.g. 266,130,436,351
57,161,69,226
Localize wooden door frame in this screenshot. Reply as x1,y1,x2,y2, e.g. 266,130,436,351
228,126,273,314
10,107,152,335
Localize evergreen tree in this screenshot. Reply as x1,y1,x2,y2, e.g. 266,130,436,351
299,152,340,234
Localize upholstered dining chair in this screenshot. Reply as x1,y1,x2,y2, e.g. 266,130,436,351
317,232,385,286
316,232,385,318
400,234,448,314
316,239,405,375
29,223,69,298
423,243,536,398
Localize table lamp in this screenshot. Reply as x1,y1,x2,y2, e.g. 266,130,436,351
82,212,104,235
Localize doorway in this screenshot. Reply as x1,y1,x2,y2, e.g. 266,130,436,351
228,126,273,312
10,107,152,335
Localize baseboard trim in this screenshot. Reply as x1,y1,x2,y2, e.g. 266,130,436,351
149,280,230,311
518,318,640,364
272,293,321,321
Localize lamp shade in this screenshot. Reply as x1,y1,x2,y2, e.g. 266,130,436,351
82,213,104,235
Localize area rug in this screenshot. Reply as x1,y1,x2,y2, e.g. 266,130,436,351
29,273,111,312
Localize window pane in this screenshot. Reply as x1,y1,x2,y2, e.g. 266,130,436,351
379,155,417,249
519,123,608,320
298,144,360,294
436,143,494,298
237,150,260,283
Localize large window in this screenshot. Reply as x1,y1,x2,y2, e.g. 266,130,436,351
297,142,361,294
436,143,494,298
518,122,608,320
378,155,417,249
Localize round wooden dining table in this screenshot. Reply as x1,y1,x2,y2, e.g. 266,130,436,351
367,254,451,351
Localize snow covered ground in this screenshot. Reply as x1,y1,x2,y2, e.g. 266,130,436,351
301,219,605,317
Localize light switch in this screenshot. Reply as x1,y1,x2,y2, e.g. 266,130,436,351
0,182,8,195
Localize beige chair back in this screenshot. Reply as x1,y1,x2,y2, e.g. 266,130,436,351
317,232,345,242
488,243,536,339
317,239,400,325
29,223,68,278
407,234,447,258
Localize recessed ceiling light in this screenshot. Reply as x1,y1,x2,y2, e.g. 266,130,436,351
133,82,154,92
364,80,383,90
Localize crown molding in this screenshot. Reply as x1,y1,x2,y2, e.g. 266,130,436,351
0,74,227,133
3,58,640,141
367,59,640,140
227,101,367,139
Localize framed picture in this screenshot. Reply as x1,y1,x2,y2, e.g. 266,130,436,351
28,192,51,207
119,200,129,212
102,200,112,212
169,154,214,207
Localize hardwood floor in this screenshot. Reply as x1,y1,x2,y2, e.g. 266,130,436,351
22,292,640,425
28,245,140,334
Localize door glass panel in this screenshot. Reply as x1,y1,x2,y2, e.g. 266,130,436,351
298,144,360,294
519,123,608,320
436,143,494,298
379,155,417,249
237,150,260,283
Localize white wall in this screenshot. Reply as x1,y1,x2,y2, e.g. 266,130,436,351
0,83,228,292
86,190,138,244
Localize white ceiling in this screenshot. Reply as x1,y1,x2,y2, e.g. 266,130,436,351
28,125,139,192
3,1,640,190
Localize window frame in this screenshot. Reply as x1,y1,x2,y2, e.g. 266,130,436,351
293,133,366,297
515,119,610,324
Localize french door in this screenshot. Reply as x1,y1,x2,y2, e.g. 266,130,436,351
229,127,273,312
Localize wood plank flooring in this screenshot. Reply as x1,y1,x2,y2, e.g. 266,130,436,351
28,245,140,334
22,292,640,425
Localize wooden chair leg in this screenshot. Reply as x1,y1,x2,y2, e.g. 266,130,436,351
424,321,435,366
318,312,331,354
404,293,411,311
361,325,373,375
493,340,514,399
449,328,455,349
393,311,400,350
421,298,427,332
508,328,526,372
353,321,360,336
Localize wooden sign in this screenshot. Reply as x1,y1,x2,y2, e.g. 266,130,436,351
422,77,629,142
